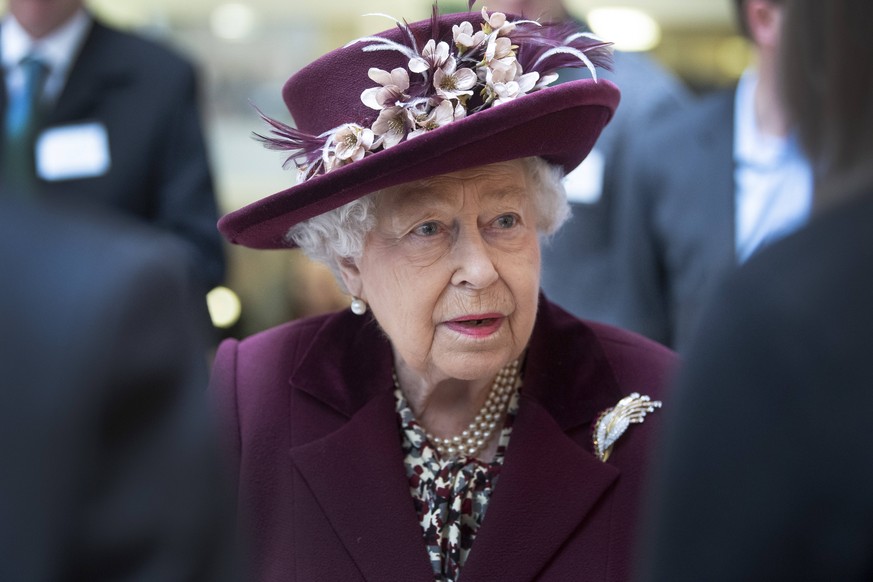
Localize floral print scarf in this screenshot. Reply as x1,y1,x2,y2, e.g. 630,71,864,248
396,387,520,582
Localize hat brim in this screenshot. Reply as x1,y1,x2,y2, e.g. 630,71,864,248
219,78,619,249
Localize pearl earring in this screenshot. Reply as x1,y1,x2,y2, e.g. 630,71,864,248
350,297,367,315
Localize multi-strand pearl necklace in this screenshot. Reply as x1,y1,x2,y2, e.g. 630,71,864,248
393,359,520,459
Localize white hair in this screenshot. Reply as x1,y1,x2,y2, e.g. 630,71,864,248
287,157,570,290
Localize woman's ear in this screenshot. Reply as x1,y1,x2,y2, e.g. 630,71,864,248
337,257,364,299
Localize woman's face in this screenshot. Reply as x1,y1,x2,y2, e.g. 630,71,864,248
340,160,542,385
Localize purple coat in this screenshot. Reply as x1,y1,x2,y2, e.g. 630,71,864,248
210,296,675,581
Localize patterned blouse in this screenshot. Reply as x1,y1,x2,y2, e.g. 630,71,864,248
395,387,521,582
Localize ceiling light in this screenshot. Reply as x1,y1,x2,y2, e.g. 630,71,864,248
587,7,662,52
207,286,242,329
210,3,258,42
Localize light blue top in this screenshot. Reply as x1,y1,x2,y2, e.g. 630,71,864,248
733,68,813,263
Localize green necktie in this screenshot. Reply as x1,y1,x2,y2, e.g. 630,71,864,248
2,55,50,197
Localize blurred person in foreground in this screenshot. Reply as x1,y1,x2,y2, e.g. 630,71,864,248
0,197,237,581
637,0,873,579
614,0,813,352
0,0,224,297
485,0,691,326
211,5,675,581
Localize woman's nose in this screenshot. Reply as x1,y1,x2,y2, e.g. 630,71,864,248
449,227,499,289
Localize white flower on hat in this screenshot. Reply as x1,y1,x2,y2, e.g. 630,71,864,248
482,64,540,106
452,20,486,51
256,5,613,181
361,67,411,110
372,106,414,148
481,8,515,36
433,59,477,100
533,71,560,90
323,123,379,171
408,99,465,139
483,35,517,75
409,39,451,74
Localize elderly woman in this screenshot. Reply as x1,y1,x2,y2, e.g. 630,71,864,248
212,6,674,582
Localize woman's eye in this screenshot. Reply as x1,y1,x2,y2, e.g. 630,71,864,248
493,214,518,229
412,221,441,236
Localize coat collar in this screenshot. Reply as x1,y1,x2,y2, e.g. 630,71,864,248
287,295,623,579
288,311,393,420
523,295,624,432
288,294,622,428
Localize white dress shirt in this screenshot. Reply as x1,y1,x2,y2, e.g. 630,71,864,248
2,9,92,106
733,68,813,263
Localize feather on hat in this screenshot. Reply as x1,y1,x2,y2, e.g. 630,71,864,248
219,5,619,249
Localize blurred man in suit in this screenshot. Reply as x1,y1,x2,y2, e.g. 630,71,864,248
0,198,238,580
0,0,224,296
613,0,813,352
485,0,691,326
637,0,873,578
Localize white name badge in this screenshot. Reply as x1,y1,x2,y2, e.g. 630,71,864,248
563,147,605,204
36,122,111,181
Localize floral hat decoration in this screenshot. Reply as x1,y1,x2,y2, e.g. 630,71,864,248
220,2,619,249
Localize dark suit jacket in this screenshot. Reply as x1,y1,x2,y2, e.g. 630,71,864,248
211,296,676,581
540,49,691,325
0,200,237,580
0,17,224,292
637,191,873,581
614,89,736,352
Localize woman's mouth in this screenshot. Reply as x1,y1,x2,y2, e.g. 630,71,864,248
444,314,505,337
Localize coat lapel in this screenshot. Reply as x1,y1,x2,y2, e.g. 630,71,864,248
461,395,619,580
462,298,625,579
286,312,435,579
288,389,435,581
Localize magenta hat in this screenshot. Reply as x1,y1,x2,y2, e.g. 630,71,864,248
219,7,619,249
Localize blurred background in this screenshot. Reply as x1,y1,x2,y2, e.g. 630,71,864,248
1,0,748,339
